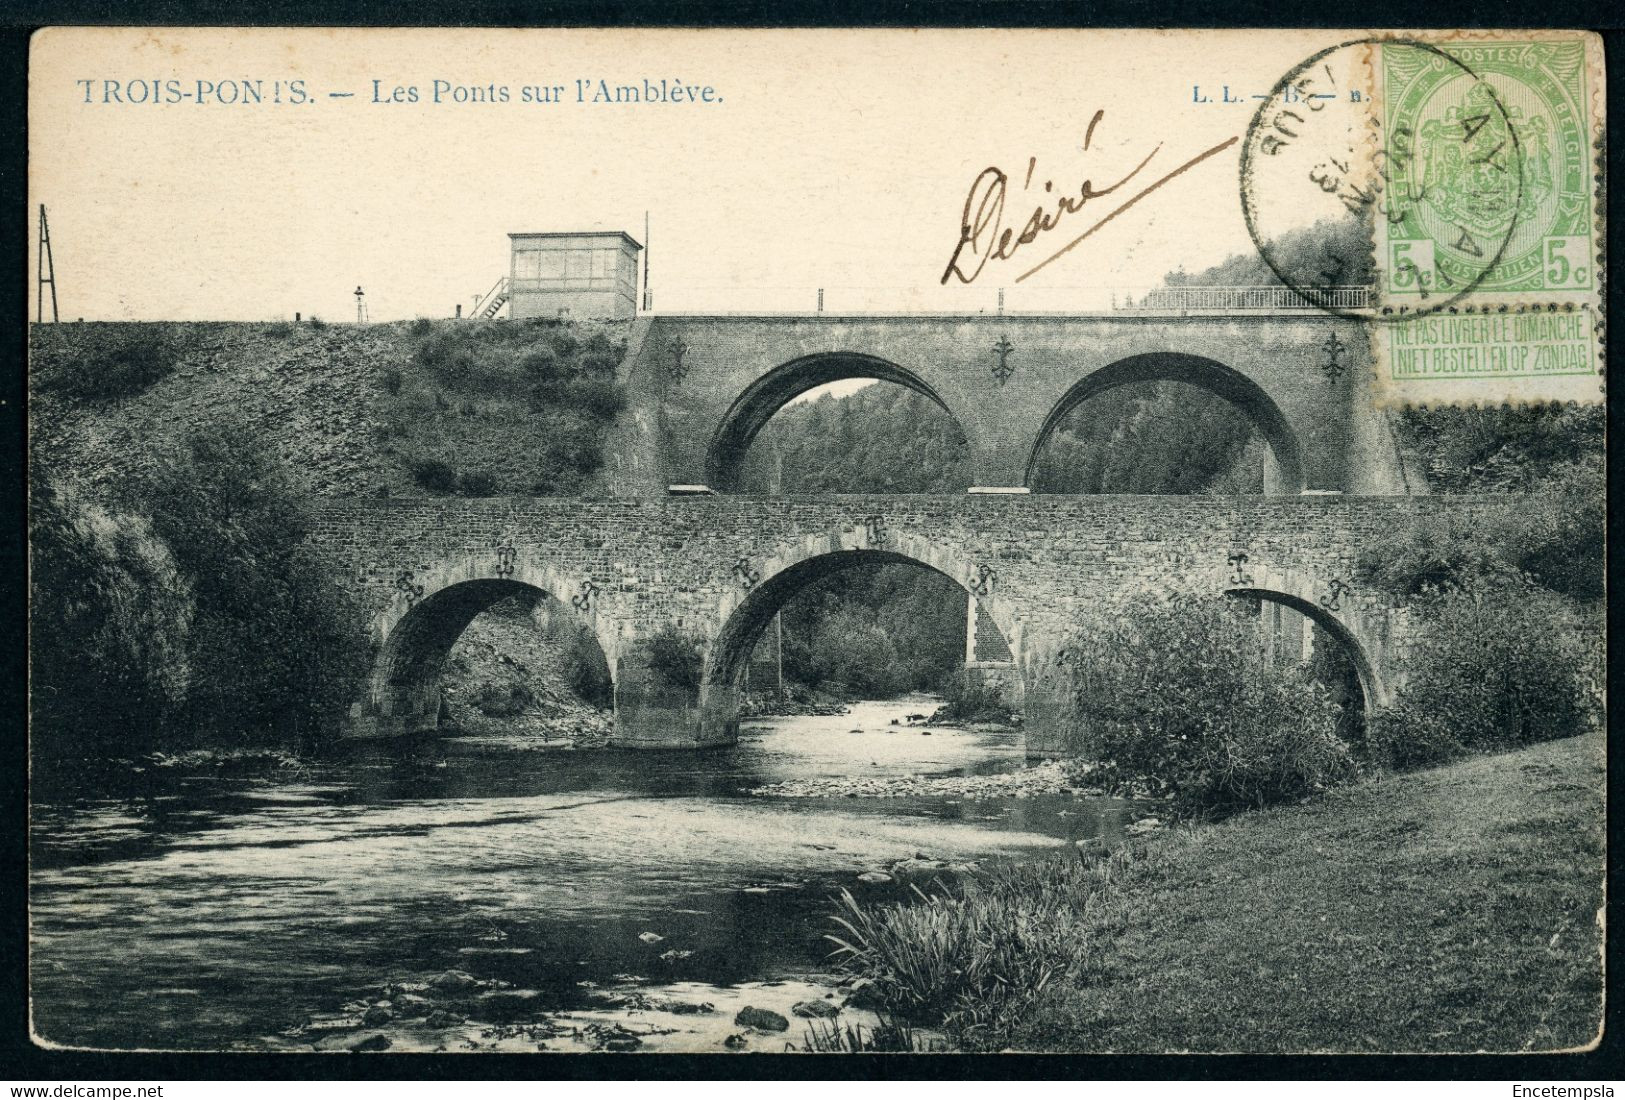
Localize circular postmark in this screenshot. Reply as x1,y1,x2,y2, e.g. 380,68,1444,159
1240,38,1526,322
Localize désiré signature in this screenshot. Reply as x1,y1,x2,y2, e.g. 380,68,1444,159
941,110,1239,285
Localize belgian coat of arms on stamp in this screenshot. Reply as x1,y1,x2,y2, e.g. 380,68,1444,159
1380,39,1597,300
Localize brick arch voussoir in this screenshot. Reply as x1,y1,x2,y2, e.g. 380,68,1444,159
702,522,1023,686
371,553,623,683
1220,562,1389,709
703,350,988,492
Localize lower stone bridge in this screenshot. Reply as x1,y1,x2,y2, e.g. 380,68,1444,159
304,495,1490,754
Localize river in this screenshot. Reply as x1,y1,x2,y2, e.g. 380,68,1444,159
29,698,1134,1053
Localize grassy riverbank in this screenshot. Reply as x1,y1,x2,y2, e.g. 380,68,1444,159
839,732,1604,1053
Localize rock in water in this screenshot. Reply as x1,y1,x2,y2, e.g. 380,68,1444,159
430,969,481,993
856,871,893,885
349,1032,392,1052
394,993,433,1017
361,1005,393,1026
638,931,664,944
477,989,543,1022
655,999,715,1015
733,1006,789,1031
791,999,839,1019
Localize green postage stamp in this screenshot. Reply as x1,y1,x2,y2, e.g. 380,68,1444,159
1371,33,1604,406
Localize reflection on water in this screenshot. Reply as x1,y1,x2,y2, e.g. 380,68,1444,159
30,699,1134,1051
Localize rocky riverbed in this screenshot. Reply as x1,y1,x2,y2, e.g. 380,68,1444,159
273,968,924,1053
746,758,1101,801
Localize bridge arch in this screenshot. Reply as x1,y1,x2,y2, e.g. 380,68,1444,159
359,555,615,737
703,352,971,493
1222,584,1387,713
1025,352,1306,495
700,528,1021,738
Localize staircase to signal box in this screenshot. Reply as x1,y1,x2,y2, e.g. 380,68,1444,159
472,277,509,320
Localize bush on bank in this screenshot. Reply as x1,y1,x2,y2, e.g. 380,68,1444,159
831,556,1602,1048
1062,594,1354,815
828,855,1125,1048
1366,583,1600,771
31,422,369,756
29,472,194,755
835,732,1603,1053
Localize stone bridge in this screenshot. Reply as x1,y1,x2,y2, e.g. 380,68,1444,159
305,495,1503,754
606,312,1417,497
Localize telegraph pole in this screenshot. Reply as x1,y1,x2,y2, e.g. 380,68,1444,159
642,210,651,311
37,205,59,323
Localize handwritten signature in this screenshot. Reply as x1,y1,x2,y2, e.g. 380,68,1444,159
941,110,1239,285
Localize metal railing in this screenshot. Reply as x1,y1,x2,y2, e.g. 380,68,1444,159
1120,285,1371,312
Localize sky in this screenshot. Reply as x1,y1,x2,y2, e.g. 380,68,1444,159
30,27,1343,322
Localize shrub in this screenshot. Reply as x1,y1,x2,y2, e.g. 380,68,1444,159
1360,486,1603,604
520,347,562,383
44,329,178,400
565,629,614,708
409,317,434,337
827,853,1125,1047
414,330,477,387
130,421,368,750
458,469,498,497
1064,593,1354,815
1509,460,1604,601
474,682,533,718
380,367,403,395
1357,509,1522,599
644,626,703,691
933,674,1015,724
408,457,458,493
1370,585,1598,770
29,472,194,754
308,315,325,329
550,331,579,359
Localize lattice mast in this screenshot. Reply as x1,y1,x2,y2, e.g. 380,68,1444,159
37,205,58,323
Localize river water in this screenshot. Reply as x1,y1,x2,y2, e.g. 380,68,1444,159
30,699,1134,1053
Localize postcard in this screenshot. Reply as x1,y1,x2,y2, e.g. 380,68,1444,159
26,27,1606,1056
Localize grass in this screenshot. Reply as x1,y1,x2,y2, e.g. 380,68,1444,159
800,1014,925,1053
833,732,1604,1053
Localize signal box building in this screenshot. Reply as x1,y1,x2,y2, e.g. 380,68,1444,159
507,231,642,320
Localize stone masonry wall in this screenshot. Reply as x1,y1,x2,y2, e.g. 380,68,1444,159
306,494,1512,746
620,313,1395,495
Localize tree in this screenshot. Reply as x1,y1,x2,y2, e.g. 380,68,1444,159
30,471,193,755
132,421,368,748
